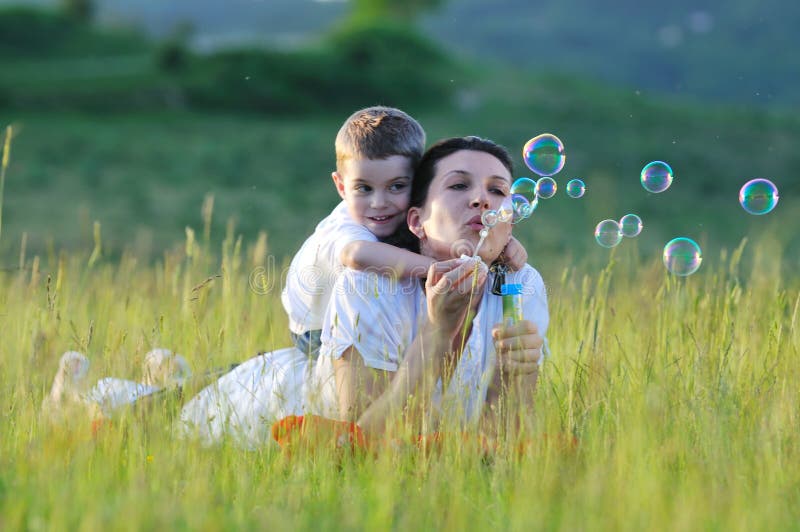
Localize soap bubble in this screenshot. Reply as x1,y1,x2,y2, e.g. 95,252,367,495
510,194,531,223
526,194,539,214
523,134,566,177
510,177,537,202
535,176,557,199
566,179,585,198
739,178,779,215
497,197,514,223
663,237,702,276
619,214,643,238
594,219,623,248
481,209,498,228
641,161,674,193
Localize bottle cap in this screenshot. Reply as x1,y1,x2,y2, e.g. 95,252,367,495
500,283,523,296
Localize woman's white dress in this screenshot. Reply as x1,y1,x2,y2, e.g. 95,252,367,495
88,378,162,416
178,265,549,449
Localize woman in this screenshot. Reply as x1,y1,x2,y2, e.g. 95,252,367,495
179,137,548,448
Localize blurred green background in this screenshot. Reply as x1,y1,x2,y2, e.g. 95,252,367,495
0,0,797,280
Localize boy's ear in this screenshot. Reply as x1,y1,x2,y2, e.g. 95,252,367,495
331,171,347,201
407,207,425,239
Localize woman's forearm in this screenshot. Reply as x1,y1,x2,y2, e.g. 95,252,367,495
356,323,452,435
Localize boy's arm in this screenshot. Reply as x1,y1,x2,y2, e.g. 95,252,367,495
341,240,434,279
502,236,528,271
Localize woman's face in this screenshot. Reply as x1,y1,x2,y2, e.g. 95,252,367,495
408,149,513,262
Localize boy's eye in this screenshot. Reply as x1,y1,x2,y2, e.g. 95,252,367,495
389,182,408,192
354,184,372,193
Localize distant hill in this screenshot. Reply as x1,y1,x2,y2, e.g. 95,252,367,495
7,0,797,107
419,0,800,108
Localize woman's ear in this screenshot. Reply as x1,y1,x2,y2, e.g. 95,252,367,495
407,207,425,239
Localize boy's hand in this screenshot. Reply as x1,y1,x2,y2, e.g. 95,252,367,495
501,236,528,271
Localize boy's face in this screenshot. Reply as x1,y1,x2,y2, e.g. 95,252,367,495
332,155,413,238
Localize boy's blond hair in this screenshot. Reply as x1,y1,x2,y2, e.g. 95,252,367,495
335,106,426,172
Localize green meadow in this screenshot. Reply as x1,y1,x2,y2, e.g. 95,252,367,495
1,224,798,529
2,4,800,529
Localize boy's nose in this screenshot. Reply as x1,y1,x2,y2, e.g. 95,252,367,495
371,192,387,208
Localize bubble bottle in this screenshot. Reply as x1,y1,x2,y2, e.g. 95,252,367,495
501,283,524,325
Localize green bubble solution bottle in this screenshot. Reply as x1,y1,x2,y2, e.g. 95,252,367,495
501,283,524,326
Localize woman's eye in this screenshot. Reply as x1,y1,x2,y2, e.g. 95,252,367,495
449,183,468,191
490,187,508,196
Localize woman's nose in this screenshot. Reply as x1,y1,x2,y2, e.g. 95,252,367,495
470,190,490,209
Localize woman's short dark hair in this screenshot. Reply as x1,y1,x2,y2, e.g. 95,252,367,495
410,136,514,208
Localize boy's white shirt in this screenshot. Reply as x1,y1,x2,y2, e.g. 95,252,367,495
281,201,378,335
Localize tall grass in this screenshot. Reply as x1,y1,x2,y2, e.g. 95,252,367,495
0,225,797,530
0,125,12,243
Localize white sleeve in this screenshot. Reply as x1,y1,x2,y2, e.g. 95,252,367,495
319,269,417,372
328,211,378,265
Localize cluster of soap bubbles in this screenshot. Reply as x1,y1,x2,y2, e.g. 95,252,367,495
481,176,542,232
640,161,781,218
518,134,572,203
472,135,569,256
593,213,643,248
476,183,536,257
517,133,783,278
632,159,778,276
599,159,699,275
517,134,587,205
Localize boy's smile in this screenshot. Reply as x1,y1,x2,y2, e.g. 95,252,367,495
333,155,414,238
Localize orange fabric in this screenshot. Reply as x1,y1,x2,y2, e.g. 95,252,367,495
91,417,112,438
271,415,579,457
271,414,368,453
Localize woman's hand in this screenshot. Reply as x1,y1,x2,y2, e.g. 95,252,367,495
425,257,488,337
491,320,543,376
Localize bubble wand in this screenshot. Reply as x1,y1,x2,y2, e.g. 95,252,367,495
472,192,535,259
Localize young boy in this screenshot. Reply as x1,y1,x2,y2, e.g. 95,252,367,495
281,106,526,358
